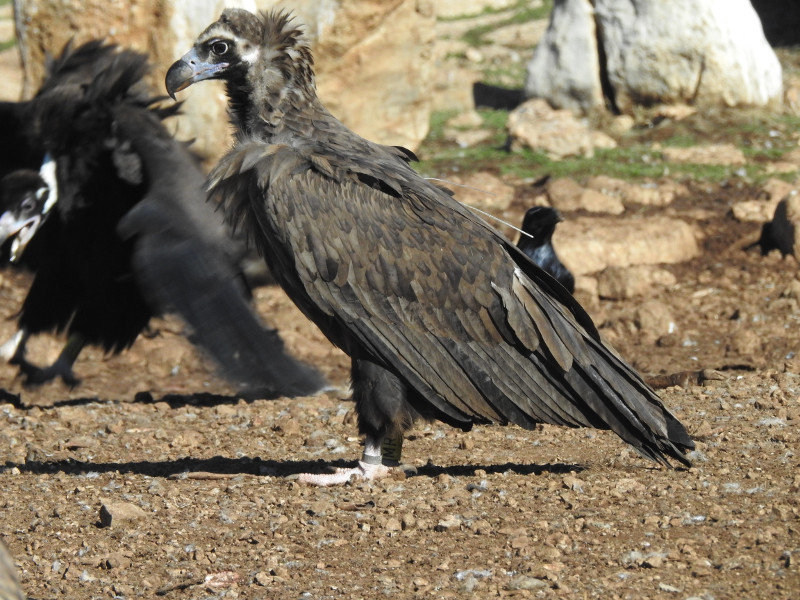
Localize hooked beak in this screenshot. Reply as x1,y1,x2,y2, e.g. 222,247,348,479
165,48,229,100
0,209,43,262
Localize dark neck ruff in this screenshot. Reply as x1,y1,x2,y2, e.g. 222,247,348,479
225,79,256,132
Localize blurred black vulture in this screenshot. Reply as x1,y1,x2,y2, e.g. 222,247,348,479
166,9,693,485
517,206,575,293
0,40,326,396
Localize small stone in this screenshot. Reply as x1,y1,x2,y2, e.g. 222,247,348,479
470,519,492,535
104,552,131,570
99,499,147,528
435,515,462,532
458,437,474,451
510,536,529,549
383,518,402,531
507,575,548,590
254,571,271,586
642,555,665,568
412,576,430,590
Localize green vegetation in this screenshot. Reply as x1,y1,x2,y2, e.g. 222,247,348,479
426,4,800,187
457,1,554,47
417,104,800,186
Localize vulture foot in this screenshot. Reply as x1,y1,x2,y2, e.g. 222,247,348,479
13,357,81,388
298,461,391,486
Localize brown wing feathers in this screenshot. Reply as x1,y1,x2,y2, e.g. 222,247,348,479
185,9,693,468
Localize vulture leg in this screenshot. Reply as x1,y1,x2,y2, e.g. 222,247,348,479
13,333,84,387
299,359,408,486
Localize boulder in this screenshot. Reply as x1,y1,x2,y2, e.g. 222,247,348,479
14,0,436,159
596,0,782,113
547,178,625,214
585,175,677,207
446,171,515,213
524,0,603,114
507,98,616,158
661,144,746,166
525,0,783,113
597,265,677,300
555,216,700,276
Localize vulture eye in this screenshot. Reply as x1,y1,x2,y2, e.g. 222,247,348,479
210,41,230,56
21,198,36,212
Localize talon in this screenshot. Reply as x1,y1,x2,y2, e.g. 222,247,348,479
298,461,391,486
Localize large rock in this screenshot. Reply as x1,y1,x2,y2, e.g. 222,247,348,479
523,0,603,114
548,178,625,215
555,216,700,276
507,98,616,158
525,0,782,113
14,0,436,159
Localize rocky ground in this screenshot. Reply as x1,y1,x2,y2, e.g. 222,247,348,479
1,3,800,600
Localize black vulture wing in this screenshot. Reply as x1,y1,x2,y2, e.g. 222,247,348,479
114,105,327,398
209,139,692,465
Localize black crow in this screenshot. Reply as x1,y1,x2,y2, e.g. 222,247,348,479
166,9,693,485
0,40,326,396
517,206,575,293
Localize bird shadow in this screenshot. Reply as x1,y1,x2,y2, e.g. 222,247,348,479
2,387,584,479
4,456,584,480
0,387,294,410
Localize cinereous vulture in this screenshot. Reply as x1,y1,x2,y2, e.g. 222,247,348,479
166,9,693,485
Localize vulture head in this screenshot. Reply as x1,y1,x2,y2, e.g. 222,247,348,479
165,9,315,129
0,169,52,262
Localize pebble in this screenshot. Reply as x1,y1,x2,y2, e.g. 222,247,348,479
507,575,548,590
99,499,147,528
435,515,462,531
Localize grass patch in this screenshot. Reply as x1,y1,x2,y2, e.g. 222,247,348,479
460,0,553,47
417,106,797,186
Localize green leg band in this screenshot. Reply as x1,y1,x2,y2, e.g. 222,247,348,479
381,434,403,467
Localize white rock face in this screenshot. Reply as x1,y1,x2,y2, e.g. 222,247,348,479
597,0,782,112
525,0,783,113
523,0,603,114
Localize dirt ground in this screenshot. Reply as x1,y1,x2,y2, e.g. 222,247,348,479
1,170,799,600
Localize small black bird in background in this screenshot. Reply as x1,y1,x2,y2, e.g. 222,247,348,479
0,40,326,396
166,8,693,485
517,206,575,294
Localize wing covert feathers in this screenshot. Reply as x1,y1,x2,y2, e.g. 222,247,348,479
208,127,693,468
